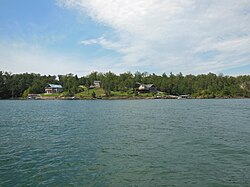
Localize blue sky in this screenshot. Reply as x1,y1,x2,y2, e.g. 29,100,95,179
0,0,249,76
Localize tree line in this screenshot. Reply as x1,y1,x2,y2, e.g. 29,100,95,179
0,71,249,99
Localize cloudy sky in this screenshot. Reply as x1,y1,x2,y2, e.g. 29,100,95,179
0,0,249,76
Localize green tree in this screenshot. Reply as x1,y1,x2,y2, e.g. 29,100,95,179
92,91,96,98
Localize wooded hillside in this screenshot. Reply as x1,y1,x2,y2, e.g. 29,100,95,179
0,71,249,99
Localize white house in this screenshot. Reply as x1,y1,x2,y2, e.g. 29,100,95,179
45,84,63,94
93,81,101,88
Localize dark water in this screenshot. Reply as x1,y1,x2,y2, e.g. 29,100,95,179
0,99,250,186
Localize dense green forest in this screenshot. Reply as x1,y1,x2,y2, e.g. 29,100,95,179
0,71,249,99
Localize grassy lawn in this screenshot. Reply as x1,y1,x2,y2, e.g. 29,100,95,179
111,91,131,97
75,88,106,98
40,88,160,99
139,92,155,97
76,88,135,98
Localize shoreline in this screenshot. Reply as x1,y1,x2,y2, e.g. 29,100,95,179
2,96,249,100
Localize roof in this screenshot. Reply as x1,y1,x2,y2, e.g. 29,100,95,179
145,84,155,88
138,84,156,90
47,84,62,88
141,84,155,88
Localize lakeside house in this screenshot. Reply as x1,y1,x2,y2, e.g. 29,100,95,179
45,84,63,94
137,83,157,93
89,81,101,89
93,81,101,88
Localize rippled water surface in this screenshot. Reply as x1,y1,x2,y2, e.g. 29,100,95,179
0,99,250,186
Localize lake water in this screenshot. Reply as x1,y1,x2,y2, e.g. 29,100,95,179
0,99,250,186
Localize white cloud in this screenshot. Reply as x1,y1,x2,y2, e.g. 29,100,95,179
0,41,124,76
80,36,122,50
59,0,250,74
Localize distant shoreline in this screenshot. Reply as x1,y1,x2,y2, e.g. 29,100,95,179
1,96,249,100
1,71,249,100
